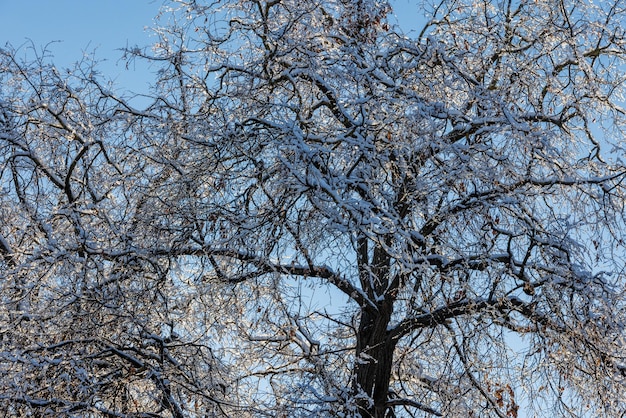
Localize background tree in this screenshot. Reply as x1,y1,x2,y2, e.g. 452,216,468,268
1,0,626,416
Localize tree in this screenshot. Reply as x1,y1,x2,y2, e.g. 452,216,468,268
1,0,626,416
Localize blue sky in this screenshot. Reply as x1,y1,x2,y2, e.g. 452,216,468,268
0,1,423,94
0,1,157,54
0,0,160,95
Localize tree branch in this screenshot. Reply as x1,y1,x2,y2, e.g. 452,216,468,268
386,398,443,416
390,296,542,340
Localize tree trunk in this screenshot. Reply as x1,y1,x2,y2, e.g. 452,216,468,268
353,299,397,418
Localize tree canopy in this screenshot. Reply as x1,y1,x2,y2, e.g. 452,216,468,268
1,0,626,416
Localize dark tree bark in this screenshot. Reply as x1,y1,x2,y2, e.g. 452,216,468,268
354,300,397,417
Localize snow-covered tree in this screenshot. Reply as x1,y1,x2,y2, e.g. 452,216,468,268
1,0,626,416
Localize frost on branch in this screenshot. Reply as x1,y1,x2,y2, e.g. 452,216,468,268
1,0,626,417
